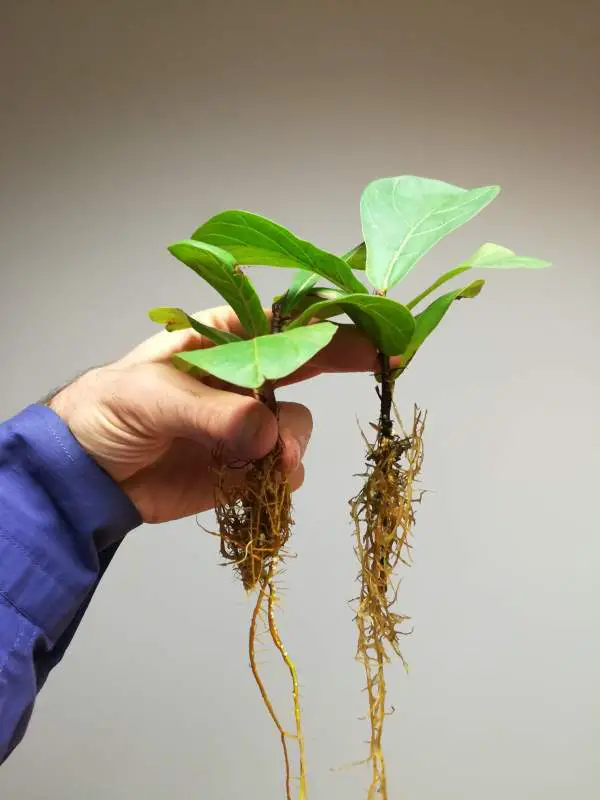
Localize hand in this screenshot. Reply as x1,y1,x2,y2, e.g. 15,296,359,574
48,307,383,523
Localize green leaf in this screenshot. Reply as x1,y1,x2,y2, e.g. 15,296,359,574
400,279,485,366
406,267,471,310
173,322,338,389
406,243,551,310
342,242,367,270
462,242,552,270
148,307,241,345
168,239,269,337
191,210,368,294
284,287,347,320
279,270,319,315
288,294,415,356
360,176,500,291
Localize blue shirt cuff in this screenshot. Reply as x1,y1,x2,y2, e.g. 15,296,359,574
0,403,142,639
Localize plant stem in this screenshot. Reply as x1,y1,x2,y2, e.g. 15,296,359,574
256,299,284,413
257,381,277,414
271,298,284,334
373,289,394,440
377,353,394,440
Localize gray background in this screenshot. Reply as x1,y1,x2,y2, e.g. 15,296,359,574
1,1,599,798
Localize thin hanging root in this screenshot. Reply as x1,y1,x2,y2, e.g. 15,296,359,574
350,405,426,799
249,569,293,800
268,574,308,799
214,440,307,798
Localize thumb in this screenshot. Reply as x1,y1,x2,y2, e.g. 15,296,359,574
124,364,278,462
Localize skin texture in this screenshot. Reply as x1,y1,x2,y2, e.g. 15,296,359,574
49,306,389,524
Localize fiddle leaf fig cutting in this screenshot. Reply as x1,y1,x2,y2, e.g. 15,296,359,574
148,174,550,800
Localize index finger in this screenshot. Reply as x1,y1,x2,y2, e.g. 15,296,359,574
119,306,253,366
121,305,396,381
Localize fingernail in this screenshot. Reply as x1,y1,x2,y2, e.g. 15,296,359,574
296,433,309,459
280,428,301,472
235,405,269,458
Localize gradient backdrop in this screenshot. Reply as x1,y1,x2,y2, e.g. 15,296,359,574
1,1,599,798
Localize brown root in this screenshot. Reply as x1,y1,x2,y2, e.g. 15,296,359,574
214,440,307,798
268,574,308,799
249,567,293,800
215,441,293,591
350,405,426,799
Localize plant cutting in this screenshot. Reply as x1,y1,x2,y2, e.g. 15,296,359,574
149,175,550,799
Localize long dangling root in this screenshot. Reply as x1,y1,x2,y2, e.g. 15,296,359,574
249,567,293,800
268,574,308,799
214,438,308,798
350,405,426,799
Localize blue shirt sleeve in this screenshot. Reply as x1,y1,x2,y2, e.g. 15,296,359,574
0,404,142,763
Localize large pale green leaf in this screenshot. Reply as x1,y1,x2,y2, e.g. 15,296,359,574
148,307,241,345
400,279,485,367
360,176,500,291
462,242,551,270
191,210,367,294
288,294,415,356
342,242,367,270
172,322,337,389
406,242,551,310
168,239,269,337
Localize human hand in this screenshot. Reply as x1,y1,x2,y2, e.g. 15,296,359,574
48,307,384,523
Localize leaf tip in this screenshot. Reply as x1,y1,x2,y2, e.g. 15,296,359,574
459,279,485,299
148,307,163,323
167,241,185,258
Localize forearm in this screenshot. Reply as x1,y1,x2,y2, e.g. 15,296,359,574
0,404,141,762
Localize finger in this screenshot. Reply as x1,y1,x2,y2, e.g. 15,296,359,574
120,306,271,366
277,402,313,472
123,363,278,461
124,307,397,388
288,463,305,493
275,324,383,387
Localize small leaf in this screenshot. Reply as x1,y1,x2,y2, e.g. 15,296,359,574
191,210,367,294
463,242,551,270
360,176,500,291
406,243,551,309
168,240,269,337
342,242,367,270
148,307,241,345
279,270,319,315
285,287,347,319
406,266,471,310
458,279,485,298
288,294,415,356
173,322,337,389
400,279,484,366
